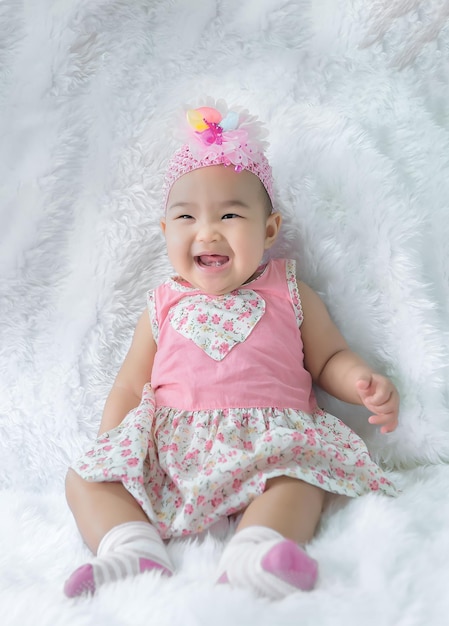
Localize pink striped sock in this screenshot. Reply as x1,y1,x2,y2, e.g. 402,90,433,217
64,521,173,597
216,526,318,600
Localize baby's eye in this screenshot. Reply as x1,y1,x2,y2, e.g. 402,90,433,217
177,214,193,220
222,213,240,220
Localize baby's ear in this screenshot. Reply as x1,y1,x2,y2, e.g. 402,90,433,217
160,219,166,235
264,212,282,249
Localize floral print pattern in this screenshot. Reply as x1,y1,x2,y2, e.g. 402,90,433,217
168,289,265,361
73,383,398,540
286,258,304,326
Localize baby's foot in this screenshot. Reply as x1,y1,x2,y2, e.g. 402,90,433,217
216,526,318,600
64,551,172,597
64,522,173,598
260,539,318,592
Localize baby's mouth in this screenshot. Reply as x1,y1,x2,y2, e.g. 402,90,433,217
196,255,230,267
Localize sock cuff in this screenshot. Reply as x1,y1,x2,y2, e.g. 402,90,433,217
229,525,285,546
98,521,163,556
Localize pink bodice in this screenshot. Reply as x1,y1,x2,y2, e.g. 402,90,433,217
148,258,316,412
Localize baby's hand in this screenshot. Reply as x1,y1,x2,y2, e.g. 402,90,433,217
356,374,399,434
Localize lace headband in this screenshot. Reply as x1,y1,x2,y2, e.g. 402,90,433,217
162,102,274,210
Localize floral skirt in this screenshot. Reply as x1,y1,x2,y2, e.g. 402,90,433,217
72,384,397,539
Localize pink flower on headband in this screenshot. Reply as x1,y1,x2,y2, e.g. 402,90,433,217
163,102,274,209
184,105,268,171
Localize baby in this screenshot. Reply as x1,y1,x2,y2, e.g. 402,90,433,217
65,102,399,600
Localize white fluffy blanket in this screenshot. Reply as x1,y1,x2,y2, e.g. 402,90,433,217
1,1,449,624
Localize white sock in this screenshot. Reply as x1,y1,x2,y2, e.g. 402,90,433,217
216,526,318,600
96,521,173,580
64,521,173,597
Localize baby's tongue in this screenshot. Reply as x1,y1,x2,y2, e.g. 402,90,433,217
199,255,228,267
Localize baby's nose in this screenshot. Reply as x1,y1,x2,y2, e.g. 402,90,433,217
196,221,221,242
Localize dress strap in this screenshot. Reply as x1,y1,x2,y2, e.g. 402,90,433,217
285,259,304,329
147,290,159,344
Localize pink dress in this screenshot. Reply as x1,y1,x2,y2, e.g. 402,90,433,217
72,259,397,539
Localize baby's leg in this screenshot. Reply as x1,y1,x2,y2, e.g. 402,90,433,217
217,476,325,599
64,469,173,597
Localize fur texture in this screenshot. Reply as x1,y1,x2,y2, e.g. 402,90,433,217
0,1,448,624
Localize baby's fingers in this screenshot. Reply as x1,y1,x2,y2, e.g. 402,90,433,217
364,393,397,416
356,377,377,402
364,385,393,408
356,376,392,407
368,412,398,433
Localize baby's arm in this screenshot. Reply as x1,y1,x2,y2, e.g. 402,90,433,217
298,282,399,433
97,310,157,435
